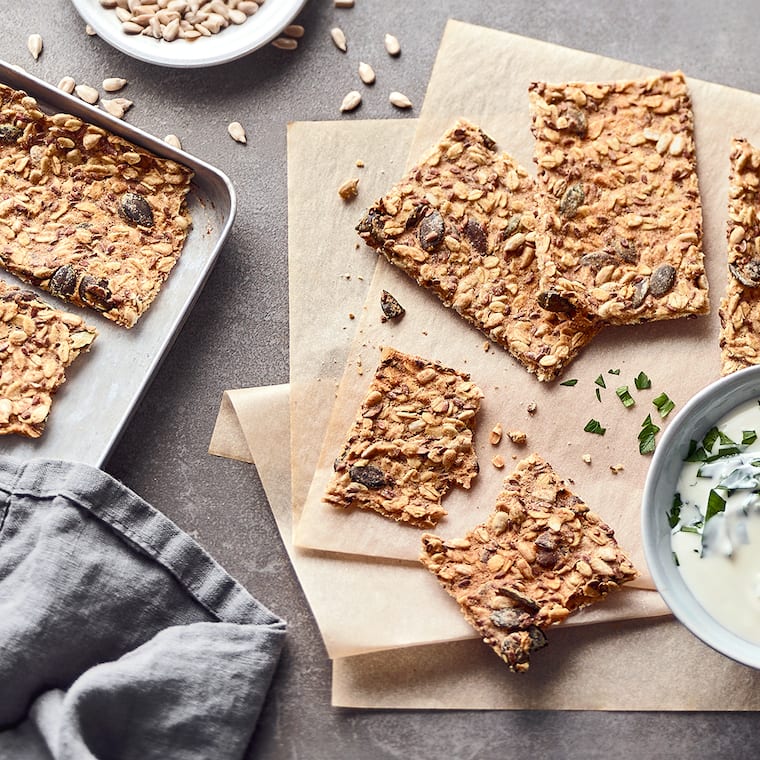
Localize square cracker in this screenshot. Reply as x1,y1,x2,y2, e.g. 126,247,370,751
420,453,638,672
0,83,193,328
0,279,97,438
529,71,708,325
356,119,600,382
719,137,760,375
323,346,483,529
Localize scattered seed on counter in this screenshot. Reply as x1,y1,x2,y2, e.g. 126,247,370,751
57,76,76,94
272,37,298,50
384,33,400,56
85,24,97,36
284,24,304,38
331,27,347,52
27,34,43,60
389,91,412,109
103,77,127,92
358,61,375,85
334,0,354,6
101,97,133,118
492,455,506,469
164,134,182,149
340,90,362,112
227,121,247,143
74,84,99,105
338,177,359,200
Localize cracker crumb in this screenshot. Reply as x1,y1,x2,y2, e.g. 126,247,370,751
489,423,503,445
506,430,527,445
356,159,365,167
338,177,360,200
610,463,625,474
527,402,537,415
582,453,592,464
492,455,505,469
482,341,490,352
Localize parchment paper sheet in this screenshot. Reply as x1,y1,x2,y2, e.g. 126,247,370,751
294,22,760,593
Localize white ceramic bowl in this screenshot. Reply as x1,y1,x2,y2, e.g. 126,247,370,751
642,363,760,668
69,0,308,68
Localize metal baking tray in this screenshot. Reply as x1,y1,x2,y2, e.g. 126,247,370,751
0,61,236,466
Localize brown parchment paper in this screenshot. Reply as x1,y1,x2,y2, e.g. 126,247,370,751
293,21,760,596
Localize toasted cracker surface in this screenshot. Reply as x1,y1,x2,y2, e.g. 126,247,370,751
530,71,708,325
323,346,483,528
0,83,193,328
719,138,760,375
0,279,96,437
356,119,600,381
420,453,637,671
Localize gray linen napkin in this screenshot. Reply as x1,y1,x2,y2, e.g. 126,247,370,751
0,456,286,760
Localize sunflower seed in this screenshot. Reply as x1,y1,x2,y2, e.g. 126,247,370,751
85,24,97,36
101,98,133,119
340,90,362,112
272,37,298,50
284,24,304,38
331,26,347,52
27,34,43,60
389,91,412,109
57,76,76,94
164,134,182,150
74,85,99,105
358,61,375,85
103,77,127,92
227,121,247,143
384,33,400,56
334,0,354,6
237,1,259,15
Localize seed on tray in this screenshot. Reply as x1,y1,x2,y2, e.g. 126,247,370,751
358,62,375,85
340,90,362,112
227,121,247,143
384,33,400,56
27,34,43,61
389,91,412,109
75,85,100,105
57,76,76,94
331,27,347,52
103,77,127,92
164,134,182,149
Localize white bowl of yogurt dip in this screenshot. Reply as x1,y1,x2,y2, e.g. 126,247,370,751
642,364,760,668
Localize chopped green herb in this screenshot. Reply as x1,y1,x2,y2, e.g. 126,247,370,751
705,488,726,523
667,493,683,529
685,439,707,462
702,427,720,453
595,387,602,403
681,525,701,534
595,374,607,389
615,385,636,408
672,551,680,567
560,378,578,387
608,368,621,375
584,418,606,435
743,430,758,446
652,392,675,418
634,371,652,390
638,413,660,454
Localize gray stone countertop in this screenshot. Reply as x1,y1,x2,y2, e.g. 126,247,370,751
3,1,760,757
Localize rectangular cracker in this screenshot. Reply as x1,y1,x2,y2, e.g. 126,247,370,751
529,71,708,325
420,453,638,672
0,279,97,438
0,83,193,328
719,138,760,375
356,119,601,382
323,346,483,528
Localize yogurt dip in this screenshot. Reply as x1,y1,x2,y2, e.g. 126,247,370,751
670,398,760,645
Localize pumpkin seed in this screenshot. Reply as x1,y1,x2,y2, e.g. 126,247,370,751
649,264,677,297
349,465,386,489
380,290,405,320
558,182,584,218
119,192,154,227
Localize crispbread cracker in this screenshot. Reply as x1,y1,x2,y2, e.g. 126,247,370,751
323,346,483,528
529,71,708,325
719,138,760,375
356,119,600,381
420,453,638,671
0,83,193,328
0,280,96,438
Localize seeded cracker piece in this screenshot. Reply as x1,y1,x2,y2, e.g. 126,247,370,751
420,454,638,672
529,71,708,325
0,83,193,328
0,279,97,437
356,119,601,382
323,347,483,528
719,138,760,375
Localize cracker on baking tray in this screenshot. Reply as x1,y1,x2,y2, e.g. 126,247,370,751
420,453,638,672
323,346,483,528
0,279,97,438
356,119,601,382
0,82,193,328
529,70,708,325
719,137,760,375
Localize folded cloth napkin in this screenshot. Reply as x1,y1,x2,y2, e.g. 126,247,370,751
0,456,286,760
